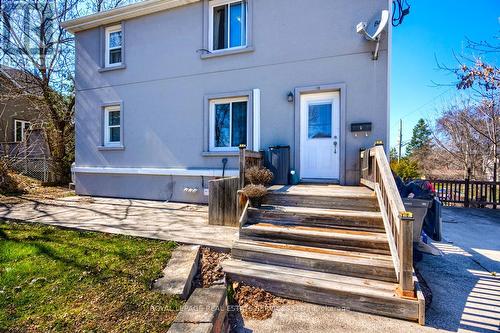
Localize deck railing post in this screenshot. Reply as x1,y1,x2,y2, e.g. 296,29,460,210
239,145,246,189
398,213,414,297
464,169,471,208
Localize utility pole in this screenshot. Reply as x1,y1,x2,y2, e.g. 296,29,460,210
398,119,403,162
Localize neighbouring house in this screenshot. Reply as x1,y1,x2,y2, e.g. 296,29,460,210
63,0,391,203
0,66,49,159
0,66,52,181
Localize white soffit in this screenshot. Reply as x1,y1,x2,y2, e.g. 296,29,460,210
61,0,201,33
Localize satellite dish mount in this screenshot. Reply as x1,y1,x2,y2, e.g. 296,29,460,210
356,9,389,60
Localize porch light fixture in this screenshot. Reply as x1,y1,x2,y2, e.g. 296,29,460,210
287,91,294,103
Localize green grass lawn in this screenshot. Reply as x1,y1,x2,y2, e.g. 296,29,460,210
0,221,181,333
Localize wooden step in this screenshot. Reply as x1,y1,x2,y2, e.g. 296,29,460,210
248,205,384,232
240,223,391,255
232,239,397,282
263,192,379,212
223,259,420,322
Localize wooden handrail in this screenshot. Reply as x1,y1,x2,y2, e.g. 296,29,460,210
360,145,415,297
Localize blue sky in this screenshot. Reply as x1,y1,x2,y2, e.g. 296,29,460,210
391,0,500,149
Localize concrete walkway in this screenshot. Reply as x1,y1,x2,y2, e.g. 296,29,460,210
0,196,238,249
236,207,500,333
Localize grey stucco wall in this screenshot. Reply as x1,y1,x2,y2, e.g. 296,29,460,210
74,0,390,203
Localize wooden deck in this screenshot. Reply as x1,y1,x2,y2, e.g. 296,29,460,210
224,183,425,323
267,184,375,197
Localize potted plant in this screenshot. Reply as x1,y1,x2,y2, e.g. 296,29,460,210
242,184,267,208
245,166,274,186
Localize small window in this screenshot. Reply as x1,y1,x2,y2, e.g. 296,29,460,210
105,25,122,67
209,97,248,151
14,120,30,142
209,0,247,51
104,106,121,147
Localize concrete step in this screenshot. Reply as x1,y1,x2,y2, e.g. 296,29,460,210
223,259,420,322
232,239,397,282
240,222,391,255
248,205,384,232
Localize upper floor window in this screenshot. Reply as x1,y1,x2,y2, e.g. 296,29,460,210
104,106,121,147
209,0,247,52
209,97,248,151
105,25,122,67
14,120,30,142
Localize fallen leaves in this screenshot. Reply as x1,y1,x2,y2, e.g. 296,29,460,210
231,282,296,320
195,248,230,288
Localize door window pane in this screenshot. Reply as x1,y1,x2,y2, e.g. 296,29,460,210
231,101,247,146
308,103,332,139
213,5,228,50
215,103,230,147
229,2,246,48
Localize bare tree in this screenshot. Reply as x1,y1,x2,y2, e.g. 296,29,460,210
0,0,136,183
435,37,500,183
87,0,134,13
0,1,79,183
433,101,492,179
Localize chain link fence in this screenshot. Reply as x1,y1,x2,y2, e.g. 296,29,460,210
10,157,54,183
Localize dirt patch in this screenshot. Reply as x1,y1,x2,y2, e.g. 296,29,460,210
230,282,296,321
77,197,96,204
192,248,296,323
0,172,74,204
193,248,230,288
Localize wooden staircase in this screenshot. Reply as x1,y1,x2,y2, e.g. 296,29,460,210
223,184,425,323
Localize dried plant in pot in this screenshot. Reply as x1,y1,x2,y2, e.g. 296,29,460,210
242,184,267,208
245,166,274,186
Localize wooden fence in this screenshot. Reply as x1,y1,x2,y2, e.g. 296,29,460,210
208,177,240,227
431,178,499,209
208,145,264,227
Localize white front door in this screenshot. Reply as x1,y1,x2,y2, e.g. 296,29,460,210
300,91,340,180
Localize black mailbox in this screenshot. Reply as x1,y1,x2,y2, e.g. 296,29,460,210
351,122,372,132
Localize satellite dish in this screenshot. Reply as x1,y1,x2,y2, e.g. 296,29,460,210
356,10,390,60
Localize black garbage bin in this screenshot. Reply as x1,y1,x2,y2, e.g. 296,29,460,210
423,198,443,242
266,146,290,185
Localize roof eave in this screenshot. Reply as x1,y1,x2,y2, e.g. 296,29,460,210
61,0,200,34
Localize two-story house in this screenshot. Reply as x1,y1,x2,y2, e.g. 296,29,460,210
63,0,391,203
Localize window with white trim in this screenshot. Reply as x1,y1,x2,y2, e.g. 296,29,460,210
209,0,247,52
105,25,122,67
104,106,121,147
14,119,30,142
209,97,248,151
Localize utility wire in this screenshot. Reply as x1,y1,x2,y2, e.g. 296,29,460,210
392,0,410,27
